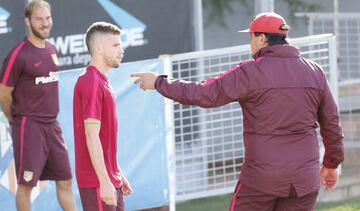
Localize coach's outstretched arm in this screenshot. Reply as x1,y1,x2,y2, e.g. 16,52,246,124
0,85,14,123
131,65,249,108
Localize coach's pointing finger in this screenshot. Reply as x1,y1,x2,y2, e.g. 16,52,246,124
130,72,158,90
130,73,144,78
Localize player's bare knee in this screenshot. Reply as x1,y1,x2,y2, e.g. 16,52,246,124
17,185,33,196
56,179,73,191
17,184,33,192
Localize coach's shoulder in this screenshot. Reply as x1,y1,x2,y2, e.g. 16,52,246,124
235,59,257,75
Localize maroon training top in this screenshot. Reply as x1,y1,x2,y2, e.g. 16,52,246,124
0,37,60,123
73,66,122,188
155,44,344,197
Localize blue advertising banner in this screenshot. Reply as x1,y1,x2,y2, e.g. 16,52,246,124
0,59,171,210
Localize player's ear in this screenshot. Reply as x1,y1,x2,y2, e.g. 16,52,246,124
93,42,104,55
24,17,30,28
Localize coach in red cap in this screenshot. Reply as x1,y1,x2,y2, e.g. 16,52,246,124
131,12,344,211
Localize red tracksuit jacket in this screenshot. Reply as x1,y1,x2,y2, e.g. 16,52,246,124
155,44,344,197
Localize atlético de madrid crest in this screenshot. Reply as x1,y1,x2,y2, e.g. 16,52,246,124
51,54,59,66
23,170,33,182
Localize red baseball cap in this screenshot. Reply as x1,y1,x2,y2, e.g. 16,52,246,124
239,12,290,35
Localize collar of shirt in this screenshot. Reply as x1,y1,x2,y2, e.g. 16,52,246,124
87,65,108,81
252,44,300,60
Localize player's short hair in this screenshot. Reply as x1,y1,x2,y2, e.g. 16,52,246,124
85,22,121,55
25,0,51,18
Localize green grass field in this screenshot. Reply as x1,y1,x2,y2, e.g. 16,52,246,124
176,194,360,211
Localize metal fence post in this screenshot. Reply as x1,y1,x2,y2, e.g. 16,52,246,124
159,54,177,211
328,35,339,105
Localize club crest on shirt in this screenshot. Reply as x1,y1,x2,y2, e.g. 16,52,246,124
51,54,59,66
23,171,33,182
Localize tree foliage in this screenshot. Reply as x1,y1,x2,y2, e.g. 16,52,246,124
203,0,322,27
203,0,248,26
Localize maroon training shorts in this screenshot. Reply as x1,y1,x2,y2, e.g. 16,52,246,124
11,116,72,186
230,181,319,211
79,187,124,211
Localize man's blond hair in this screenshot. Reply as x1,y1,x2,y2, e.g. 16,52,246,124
25,0,51,18
85,22,121,55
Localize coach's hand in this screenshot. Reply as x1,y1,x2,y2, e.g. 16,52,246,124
131,72,159,91
320,166,338,191
100,180,117,206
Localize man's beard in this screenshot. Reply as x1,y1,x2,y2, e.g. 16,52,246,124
30,22,50,40
105,56,121,68
111,61,120,68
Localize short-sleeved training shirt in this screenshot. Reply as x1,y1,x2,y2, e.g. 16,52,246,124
0,37,60,122
73,65,122,188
